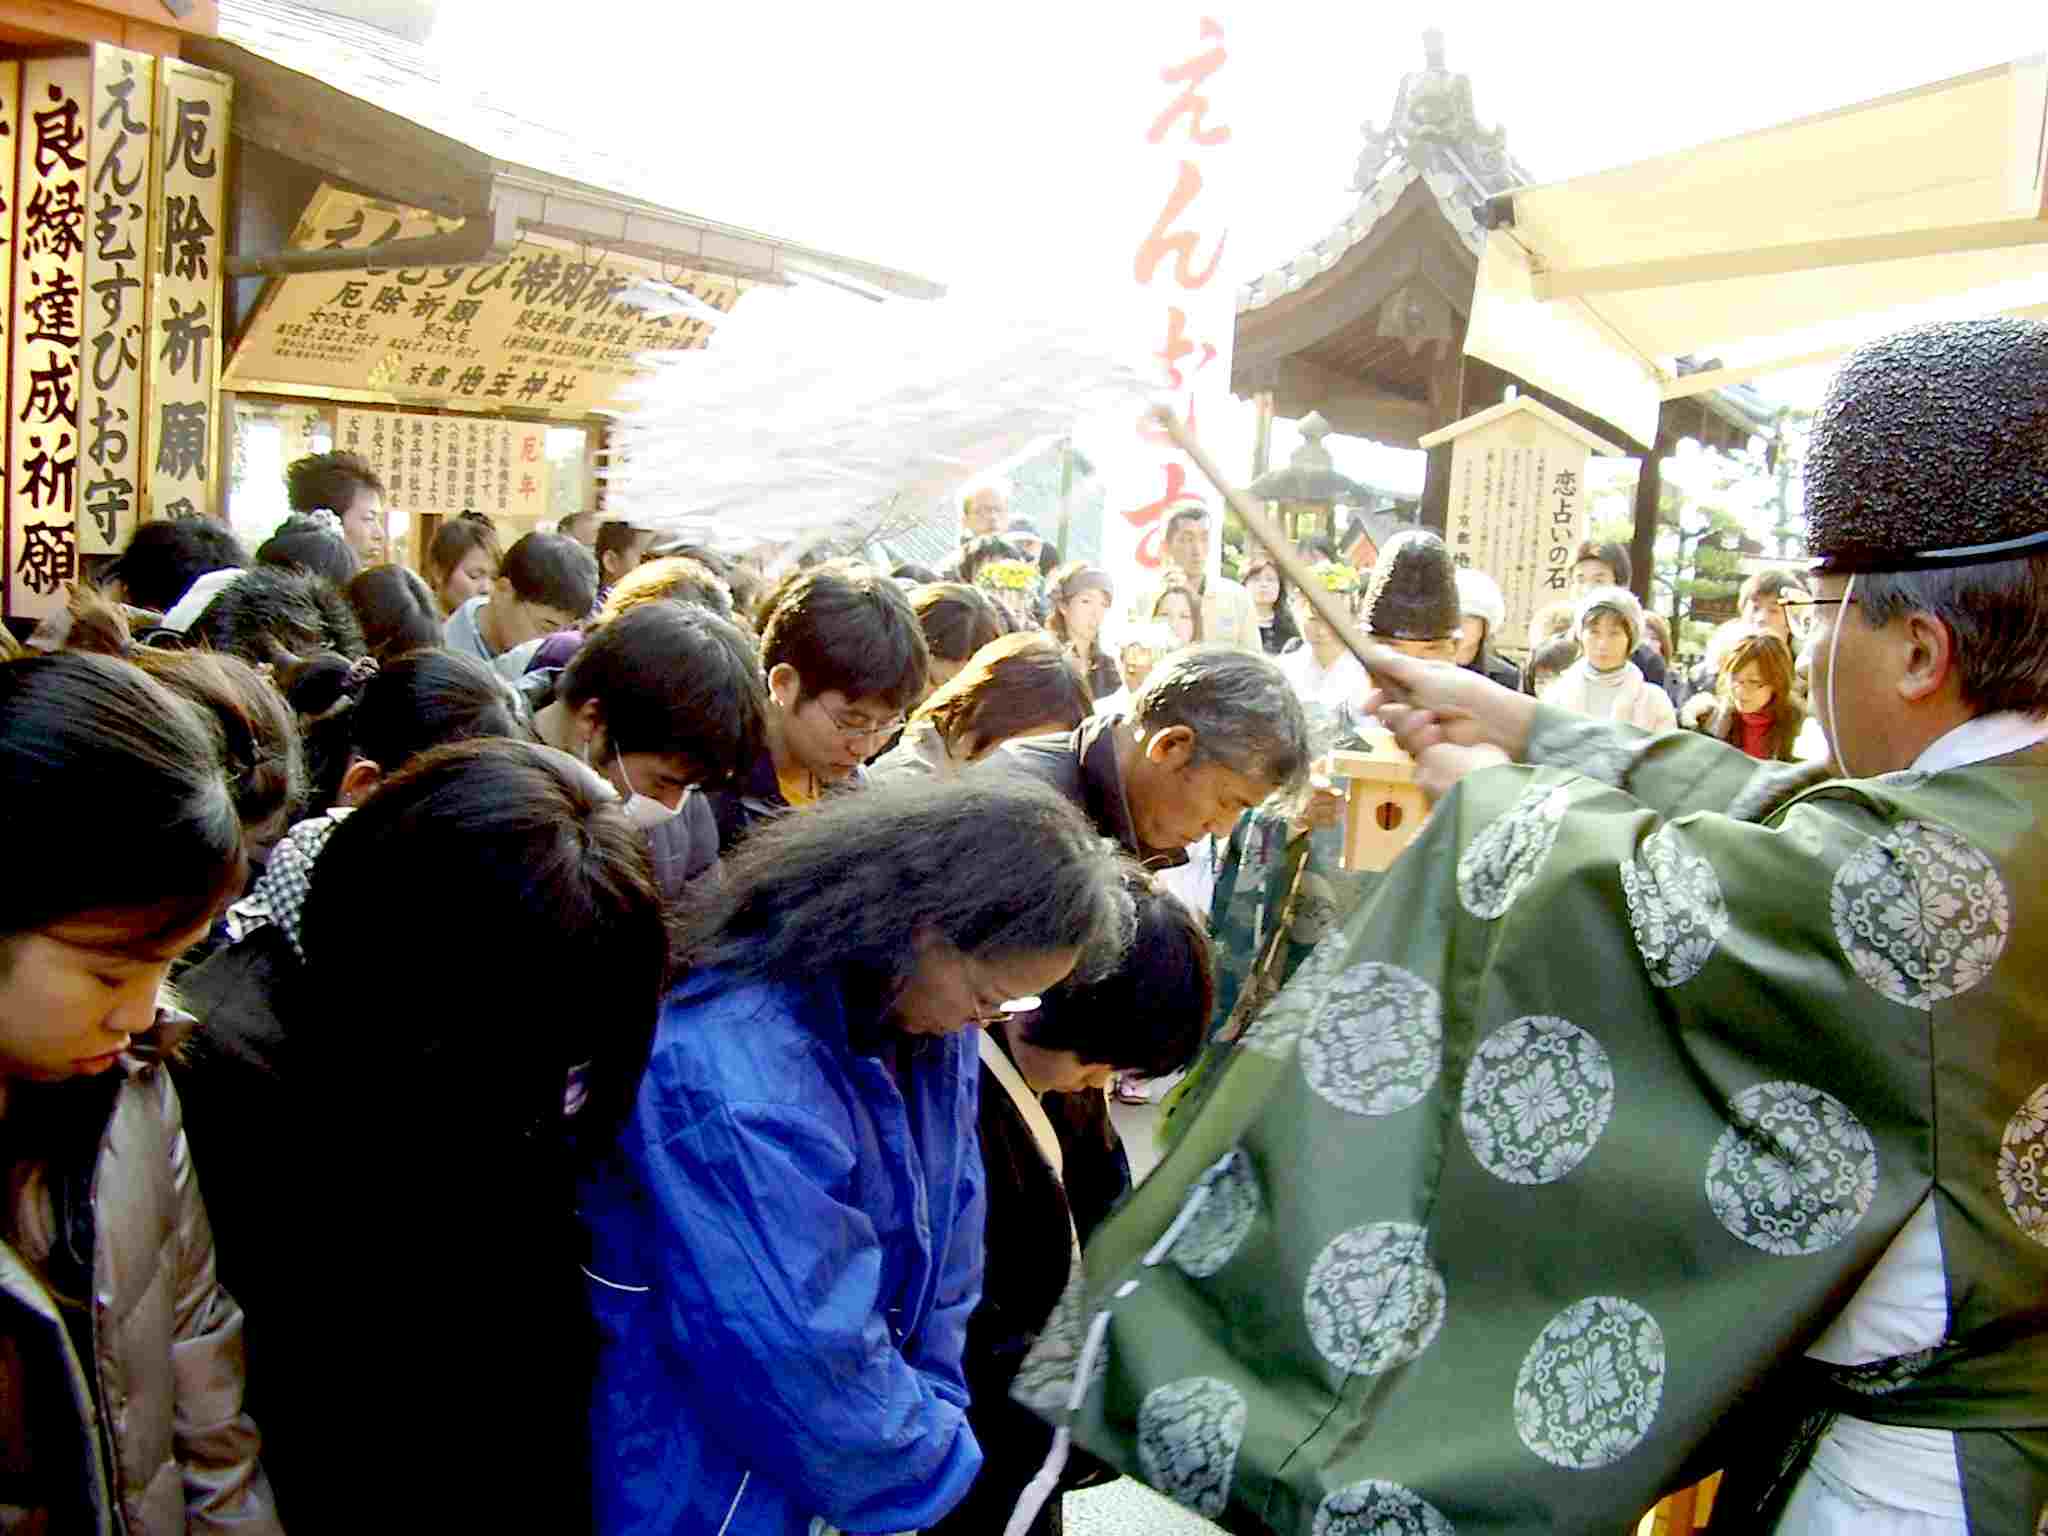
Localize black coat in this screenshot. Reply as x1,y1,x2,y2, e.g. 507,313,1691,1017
989,713,1188,870
175,931,597,1535
1466,650,1522,693
925,1045,1117,1536
1079,646,1122,703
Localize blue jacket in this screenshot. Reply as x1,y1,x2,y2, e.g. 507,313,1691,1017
582,969,987,1535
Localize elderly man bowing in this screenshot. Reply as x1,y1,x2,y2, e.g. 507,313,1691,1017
1010,318,2048,1536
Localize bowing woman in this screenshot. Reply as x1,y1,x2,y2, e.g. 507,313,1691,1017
0,654,283,1535
581,777,1131,1536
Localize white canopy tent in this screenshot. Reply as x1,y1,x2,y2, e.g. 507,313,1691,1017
601,280,1153,554
1465,52,2048,445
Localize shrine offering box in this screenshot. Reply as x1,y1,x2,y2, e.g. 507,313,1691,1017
1327,737,1428,873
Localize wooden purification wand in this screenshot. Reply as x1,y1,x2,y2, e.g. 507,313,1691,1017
1151,403,1408,699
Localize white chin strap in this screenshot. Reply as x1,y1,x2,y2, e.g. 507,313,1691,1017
1824,572,1856,777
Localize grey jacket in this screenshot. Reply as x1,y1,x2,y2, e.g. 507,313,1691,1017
866,719,956,784
0,1046,283,1535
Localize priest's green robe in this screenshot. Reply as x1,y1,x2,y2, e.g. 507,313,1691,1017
1014,709,2048,1534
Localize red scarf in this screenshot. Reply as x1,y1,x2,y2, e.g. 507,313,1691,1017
1737,707,1777,759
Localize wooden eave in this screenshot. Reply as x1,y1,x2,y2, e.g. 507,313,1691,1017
186,34,494,219
1233,179,1478,397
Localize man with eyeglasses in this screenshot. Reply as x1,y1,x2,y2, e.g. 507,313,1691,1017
1741,566,1814,646
1022,319,2048,1536
703,563,929,854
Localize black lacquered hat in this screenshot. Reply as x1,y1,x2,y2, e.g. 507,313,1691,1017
1805,317,2048,574
1361,529,1461,641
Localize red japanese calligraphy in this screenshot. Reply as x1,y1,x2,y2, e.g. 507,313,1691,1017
1146,19,1231,147
1122,462,1187,529
1134,161,1228,290
1154,306,1218,390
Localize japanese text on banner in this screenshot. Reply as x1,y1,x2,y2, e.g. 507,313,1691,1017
1102,17,1236,622
144,59,228,523
337,406,550,525
79,46,154,557
9,58,89,621
225,184,742,418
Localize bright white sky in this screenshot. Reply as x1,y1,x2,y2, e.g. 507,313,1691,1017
428,1,2046,495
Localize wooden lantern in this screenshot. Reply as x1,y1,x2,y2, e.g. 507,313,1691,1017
1328,736,1429,873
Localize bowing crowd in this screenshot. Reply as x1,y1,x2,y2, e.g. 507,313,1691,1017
2,316,2043,1536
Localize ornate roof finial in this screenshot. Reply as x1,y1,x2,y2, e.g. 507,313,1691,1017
1351,29,1526,199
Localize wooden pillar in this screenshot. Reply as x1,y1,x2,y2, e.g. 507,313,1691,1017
1417,332,1469,534
1250,390,1275,480
1629,412,1677,608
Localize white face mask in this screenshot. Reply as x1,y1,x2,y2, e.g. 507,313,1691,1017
614,748,682,828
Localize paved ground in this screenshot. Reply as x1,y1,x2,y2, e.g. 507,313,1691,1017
1066,1475,1224,1534
1056,1097,1230,1534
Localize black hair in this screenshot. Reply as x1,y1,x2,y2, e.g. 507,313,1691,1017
1856,554,2048,716
189,566,366,665
286,449,383,514
1016,870,1212,1077
1526,634,1582,693
761,564,928,713
0,654,243,946
347,565,442,661
1037,542,1061,579
1738,567,1810,609
428,517,501,582
678,776,1132,1026
956,535,1026,590
1132,645,1312,794
559,602,768,787
910,582,1003,665
133,649,304,839
501,531,599,616
276,654,363,721
105,519,248,613
914,632,1090,757
300,649,520,811
258,523,361,589
595,519,651,578
1164,503,1210,539
893,562,942,585
1572,539,1633,589
301,736,665,1169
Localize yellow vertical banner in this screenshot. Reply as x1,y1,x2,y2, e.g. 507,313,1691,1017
8,57,91,621
79,46,155,557
0,61,19,612
143,59,229,523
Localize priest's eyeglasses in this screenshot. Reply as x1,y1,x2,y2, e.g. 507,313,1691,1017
1779,592,1856,616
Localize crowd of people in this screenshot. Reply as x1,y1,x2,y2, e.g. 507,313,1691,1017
0,454,1320,1535
1,315,2042,1536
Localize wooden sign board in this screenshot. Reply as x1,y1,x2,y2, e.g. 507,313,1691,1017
335,406,551,526
79,44,156,557
8,57,89,621
1419,396,1626,658
143,58,229,523
225,184,743,419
